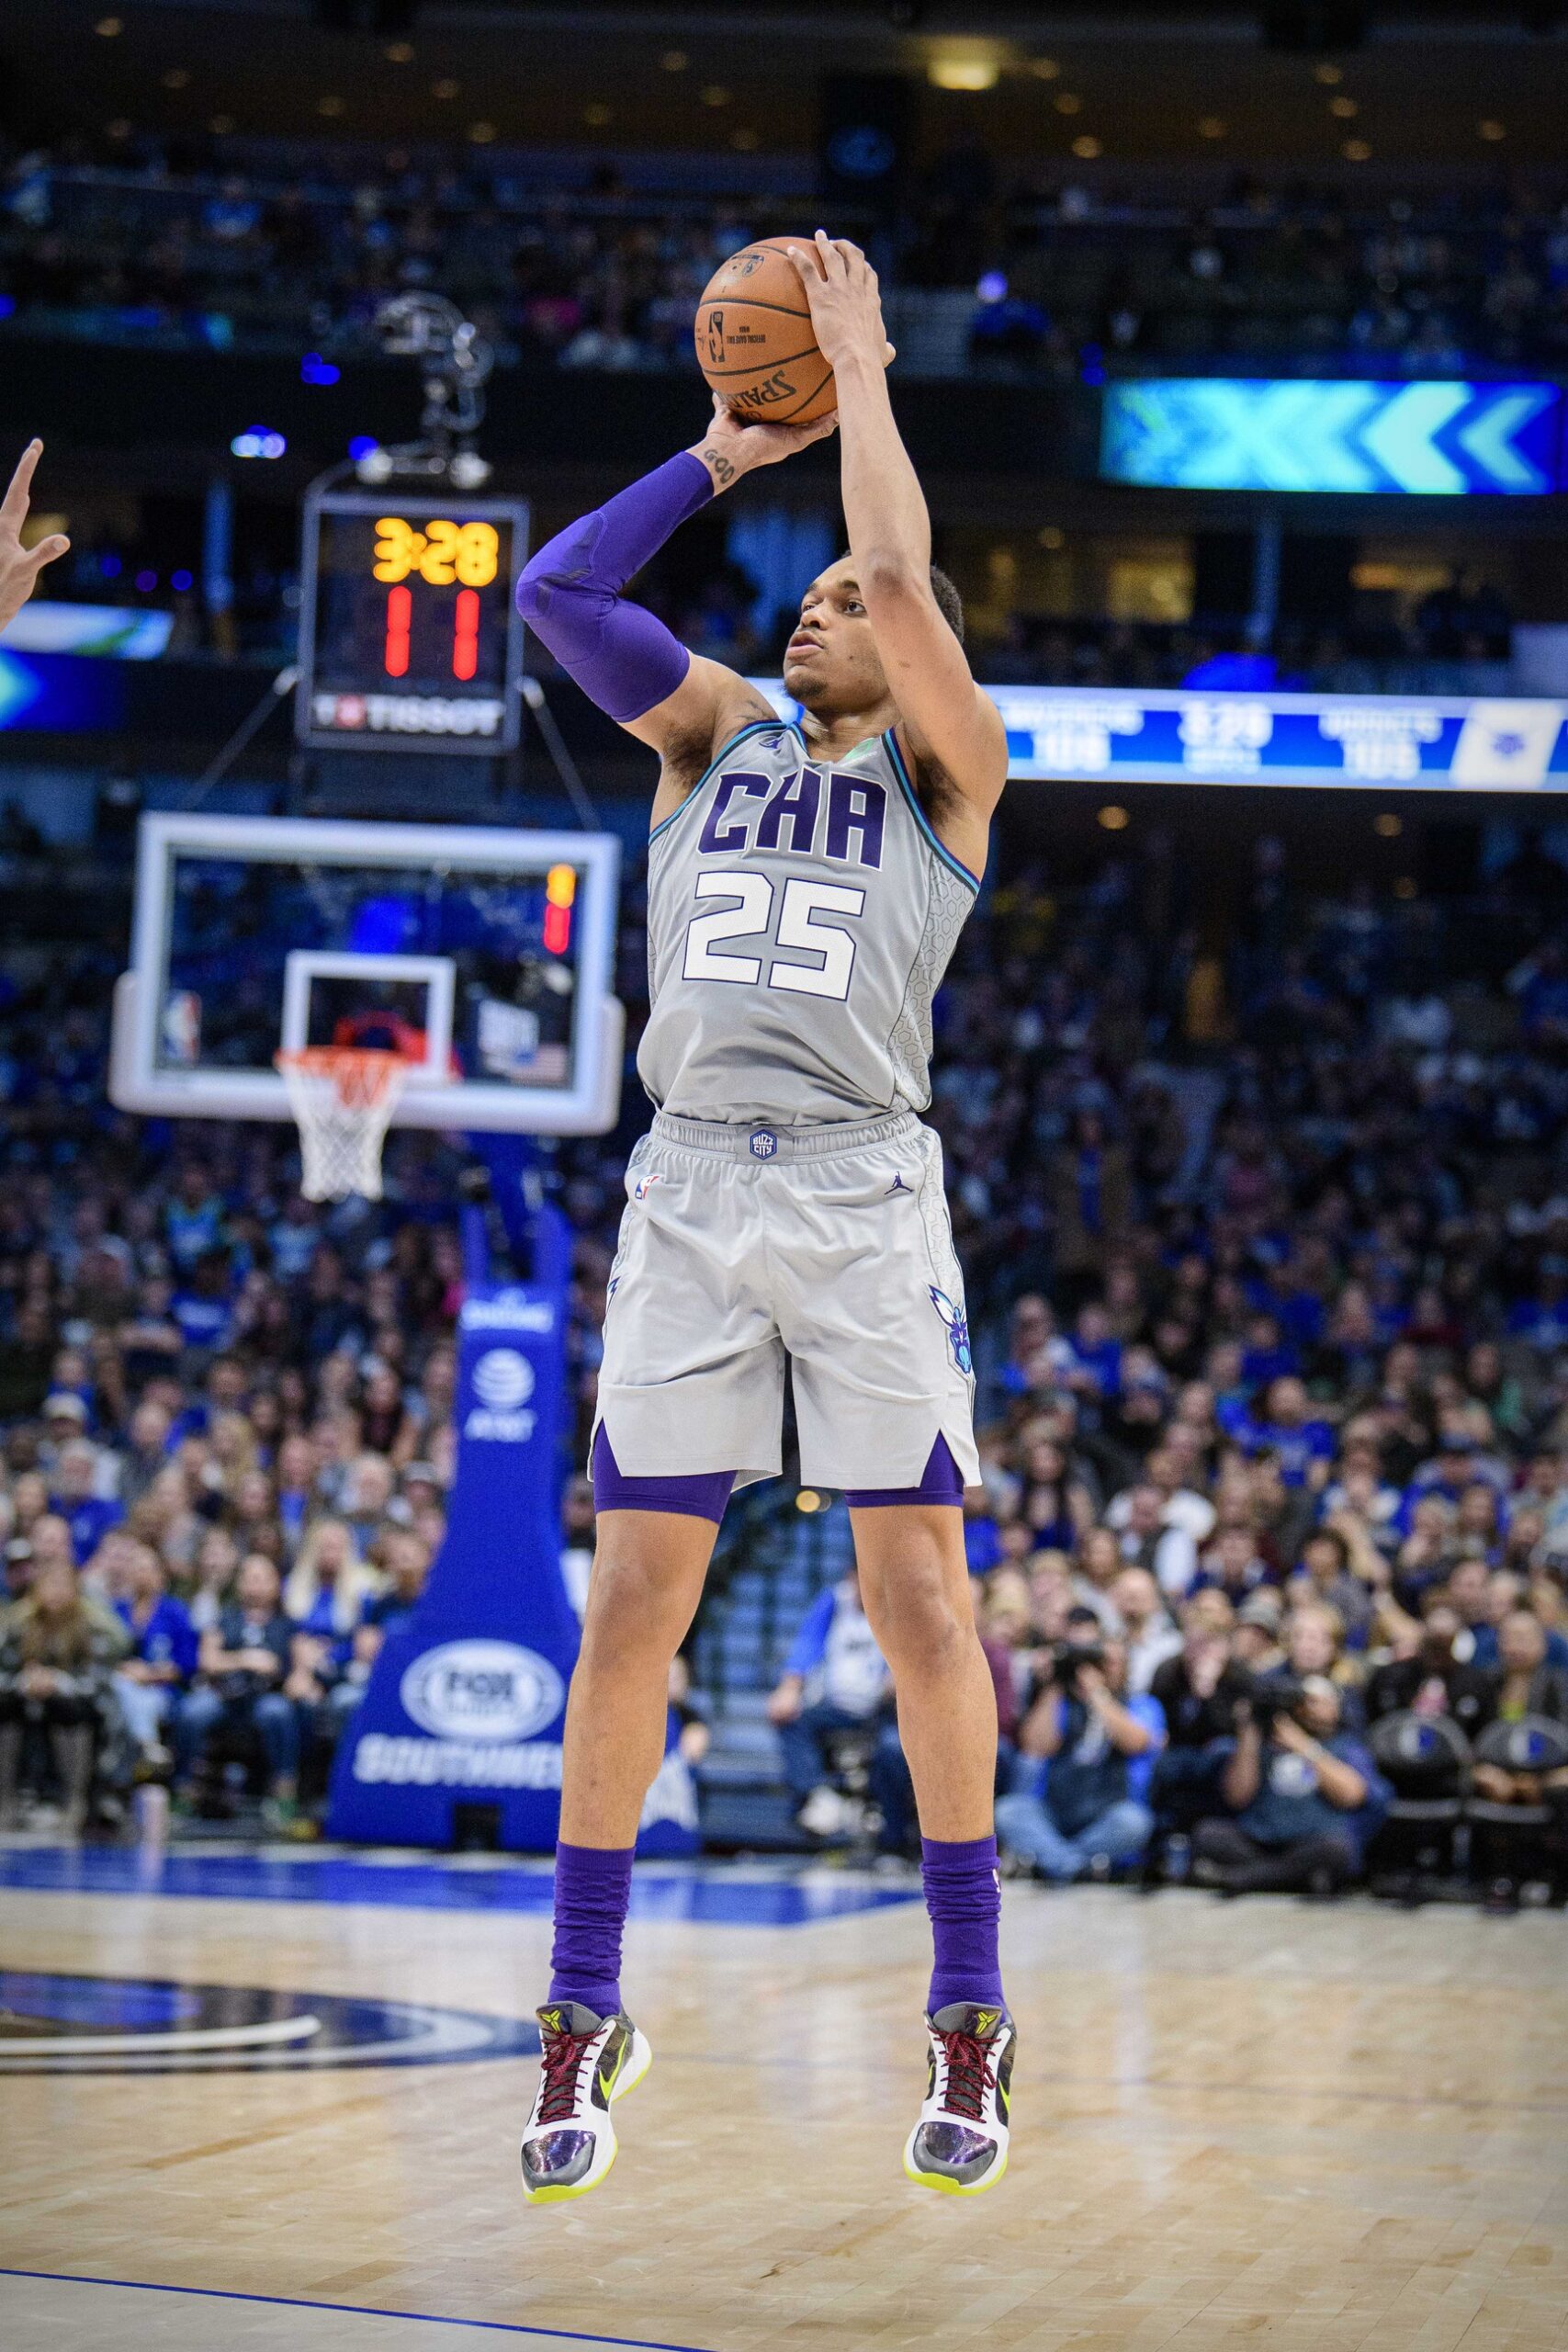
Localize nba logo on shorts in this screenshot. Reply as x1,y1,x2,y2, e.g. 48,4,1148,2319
749,1128,778,1160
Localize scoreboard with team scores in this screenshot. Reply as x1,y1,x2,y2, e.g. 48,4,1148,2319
296,488,529,754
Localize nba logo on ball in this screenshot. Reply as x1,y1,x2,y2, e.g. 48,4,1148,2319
464,1347,536,1442
750,1128,778,1159
400,1640,565,1743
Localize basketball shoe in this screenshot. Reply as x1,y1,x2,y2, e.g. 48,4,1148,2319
520,2001,652,2203
902,2001,1015,2196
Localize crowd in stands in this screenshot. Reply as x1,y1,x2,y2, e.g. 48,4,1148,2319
6,131,1568,376
4,812,1568,1899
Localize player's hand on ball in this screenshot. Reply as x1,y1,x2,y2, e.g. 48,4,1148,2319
785,232,896,371
0,440,70,635
689,393,837,491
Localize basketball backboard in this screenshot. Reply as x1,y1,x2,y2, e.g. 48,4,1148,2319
109,814,624,1135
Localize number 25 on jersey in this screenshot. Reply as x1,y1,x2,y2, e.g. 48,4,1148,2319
682,872,865,1003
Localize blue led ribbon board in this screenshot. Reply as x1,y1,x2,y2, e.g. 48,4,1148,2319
748,678,1568,791
989,685,1568,789
1100,379,1564,494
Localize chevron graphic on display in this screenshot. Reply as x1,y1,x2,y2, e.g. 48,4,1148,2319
1100,379,1563,494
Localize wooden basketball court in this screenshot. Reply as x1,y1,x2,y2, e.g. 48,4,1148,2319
3,1845,1565,2351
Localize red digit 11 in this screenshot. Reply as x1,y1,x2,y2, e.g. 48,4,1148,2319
382,582,482,682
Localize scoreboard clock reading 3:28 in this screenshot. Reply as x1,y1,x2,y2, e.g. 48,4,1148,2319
296,489,529,755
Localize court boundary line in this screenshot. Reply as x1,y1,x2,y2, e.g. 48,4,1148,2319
0,2270,710,2352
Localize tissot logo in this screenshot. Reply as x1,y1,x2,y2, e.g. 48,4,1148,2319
400,1640,565,1743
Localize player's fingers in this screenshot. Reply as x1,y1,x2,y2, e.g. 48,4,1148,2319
25,534,69,571
813,229,846,279
0,438,41,530
883,342,897,368
785,243,825,285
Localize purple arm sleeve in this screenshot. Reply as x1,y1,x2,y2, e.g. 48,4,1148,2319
514,450,714,724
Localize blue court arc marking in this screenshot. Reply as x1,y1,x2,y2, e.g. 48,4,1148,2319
0,2273,710,2352
0,1844,919,1923
0,1968,541,2073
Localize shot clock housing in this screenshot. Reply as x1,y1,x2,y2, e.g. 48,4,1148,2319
295,486,530,754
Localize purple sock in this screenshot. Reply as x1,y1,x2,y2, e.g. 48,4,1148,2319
548,1840,635,2018
921,1834,1004,2015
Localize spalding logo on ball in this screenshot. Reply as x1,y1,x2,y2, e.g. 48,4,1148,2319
694,238,838,426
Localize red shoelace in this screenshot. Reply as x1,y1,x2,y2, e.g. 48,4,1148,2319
536,2027,599,2124
936,2029,999,2122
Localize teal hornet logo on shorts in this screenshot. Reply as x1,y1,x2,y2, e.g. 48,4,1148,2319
930,1286,972,1374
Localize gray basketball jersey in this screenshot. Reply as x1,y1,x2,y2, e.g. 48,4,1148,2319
637,718,980,1125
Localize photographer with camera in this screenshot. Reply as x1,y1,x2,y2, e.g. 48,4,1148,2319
995,1612,1165,1883
1192,1668,1388,1897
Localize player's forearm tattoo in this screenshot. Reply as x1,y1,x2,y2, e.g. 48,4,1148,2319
698,443,736,485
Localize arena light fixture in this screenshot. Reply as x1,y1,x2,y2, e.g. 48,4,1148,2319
1479,119,1506,141
1199,116,1226,139
1343,138,1371,161
660,49,688,71
468,121,496,143
431,78,458,99
1099,805,1130,831
95,15,122,33
1374,812,1402,837
231,428,288,460
1029,56,1061,79
928,52,1000,92
1329,95,1358,117
1054,92,1083,114
1073,135,1102,159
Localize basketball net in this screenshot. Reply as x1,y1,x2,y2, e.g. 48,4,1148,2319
276,1046,412,1202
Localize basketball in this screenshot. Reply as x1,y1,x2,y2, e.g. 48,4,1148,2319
694,237,836,426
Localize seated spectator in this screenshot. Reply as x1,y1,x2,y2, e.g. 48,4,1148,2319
1114,1481,1198,1601
1470,1611,1568,1894
48,1436,124,1565
1194,1678,1387,1896
1468,1570,1568,1672
995,1630,1165,1882
111,1540,197,1766
766,1569,898,1842
1276,1600,1366,1729
175,1553,299,1826
1232,1589,1286,1676
1194,1523,1276,1608
1287,1528,1373,1649
1109,1566,1181,1692
282,1514,378,1641
1365,1592,1495,1737
0,1550,126,1833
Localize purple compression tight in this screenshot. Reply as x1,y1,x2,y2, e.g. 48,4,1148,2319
514,450,713,722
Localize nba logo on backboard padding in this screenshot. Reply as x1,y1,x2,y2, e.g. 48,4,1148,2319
750,1128,778,1159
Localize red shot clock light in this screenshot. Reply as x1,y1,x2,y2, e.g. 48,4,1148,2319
543,862,576,956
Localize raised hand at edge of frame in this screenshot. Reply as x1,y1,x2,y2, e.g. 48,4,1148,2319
0,440,70,636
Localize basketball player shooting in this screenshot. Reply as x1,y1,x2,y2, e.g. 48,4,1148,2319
514,233,1014,2202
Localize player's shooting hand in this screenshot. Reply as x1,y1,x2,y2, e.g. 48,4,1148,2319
784,233,896,372
688,394,837,492
0,441,70,635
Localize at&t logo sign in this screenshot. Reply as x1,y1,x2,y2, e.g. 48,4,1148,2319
400,1640,565,1743
464,1346,536,1442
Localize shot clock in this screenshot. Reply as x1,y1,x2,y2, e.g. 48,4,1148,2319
296,489,529,754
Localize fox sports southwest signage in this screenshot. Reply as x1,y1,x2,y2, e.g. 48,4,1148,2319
1100,379,1565,495
328,1276,697,1854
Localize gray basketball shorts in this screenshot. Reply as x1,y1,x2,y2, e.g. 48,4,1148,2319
593,1109,981,1494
